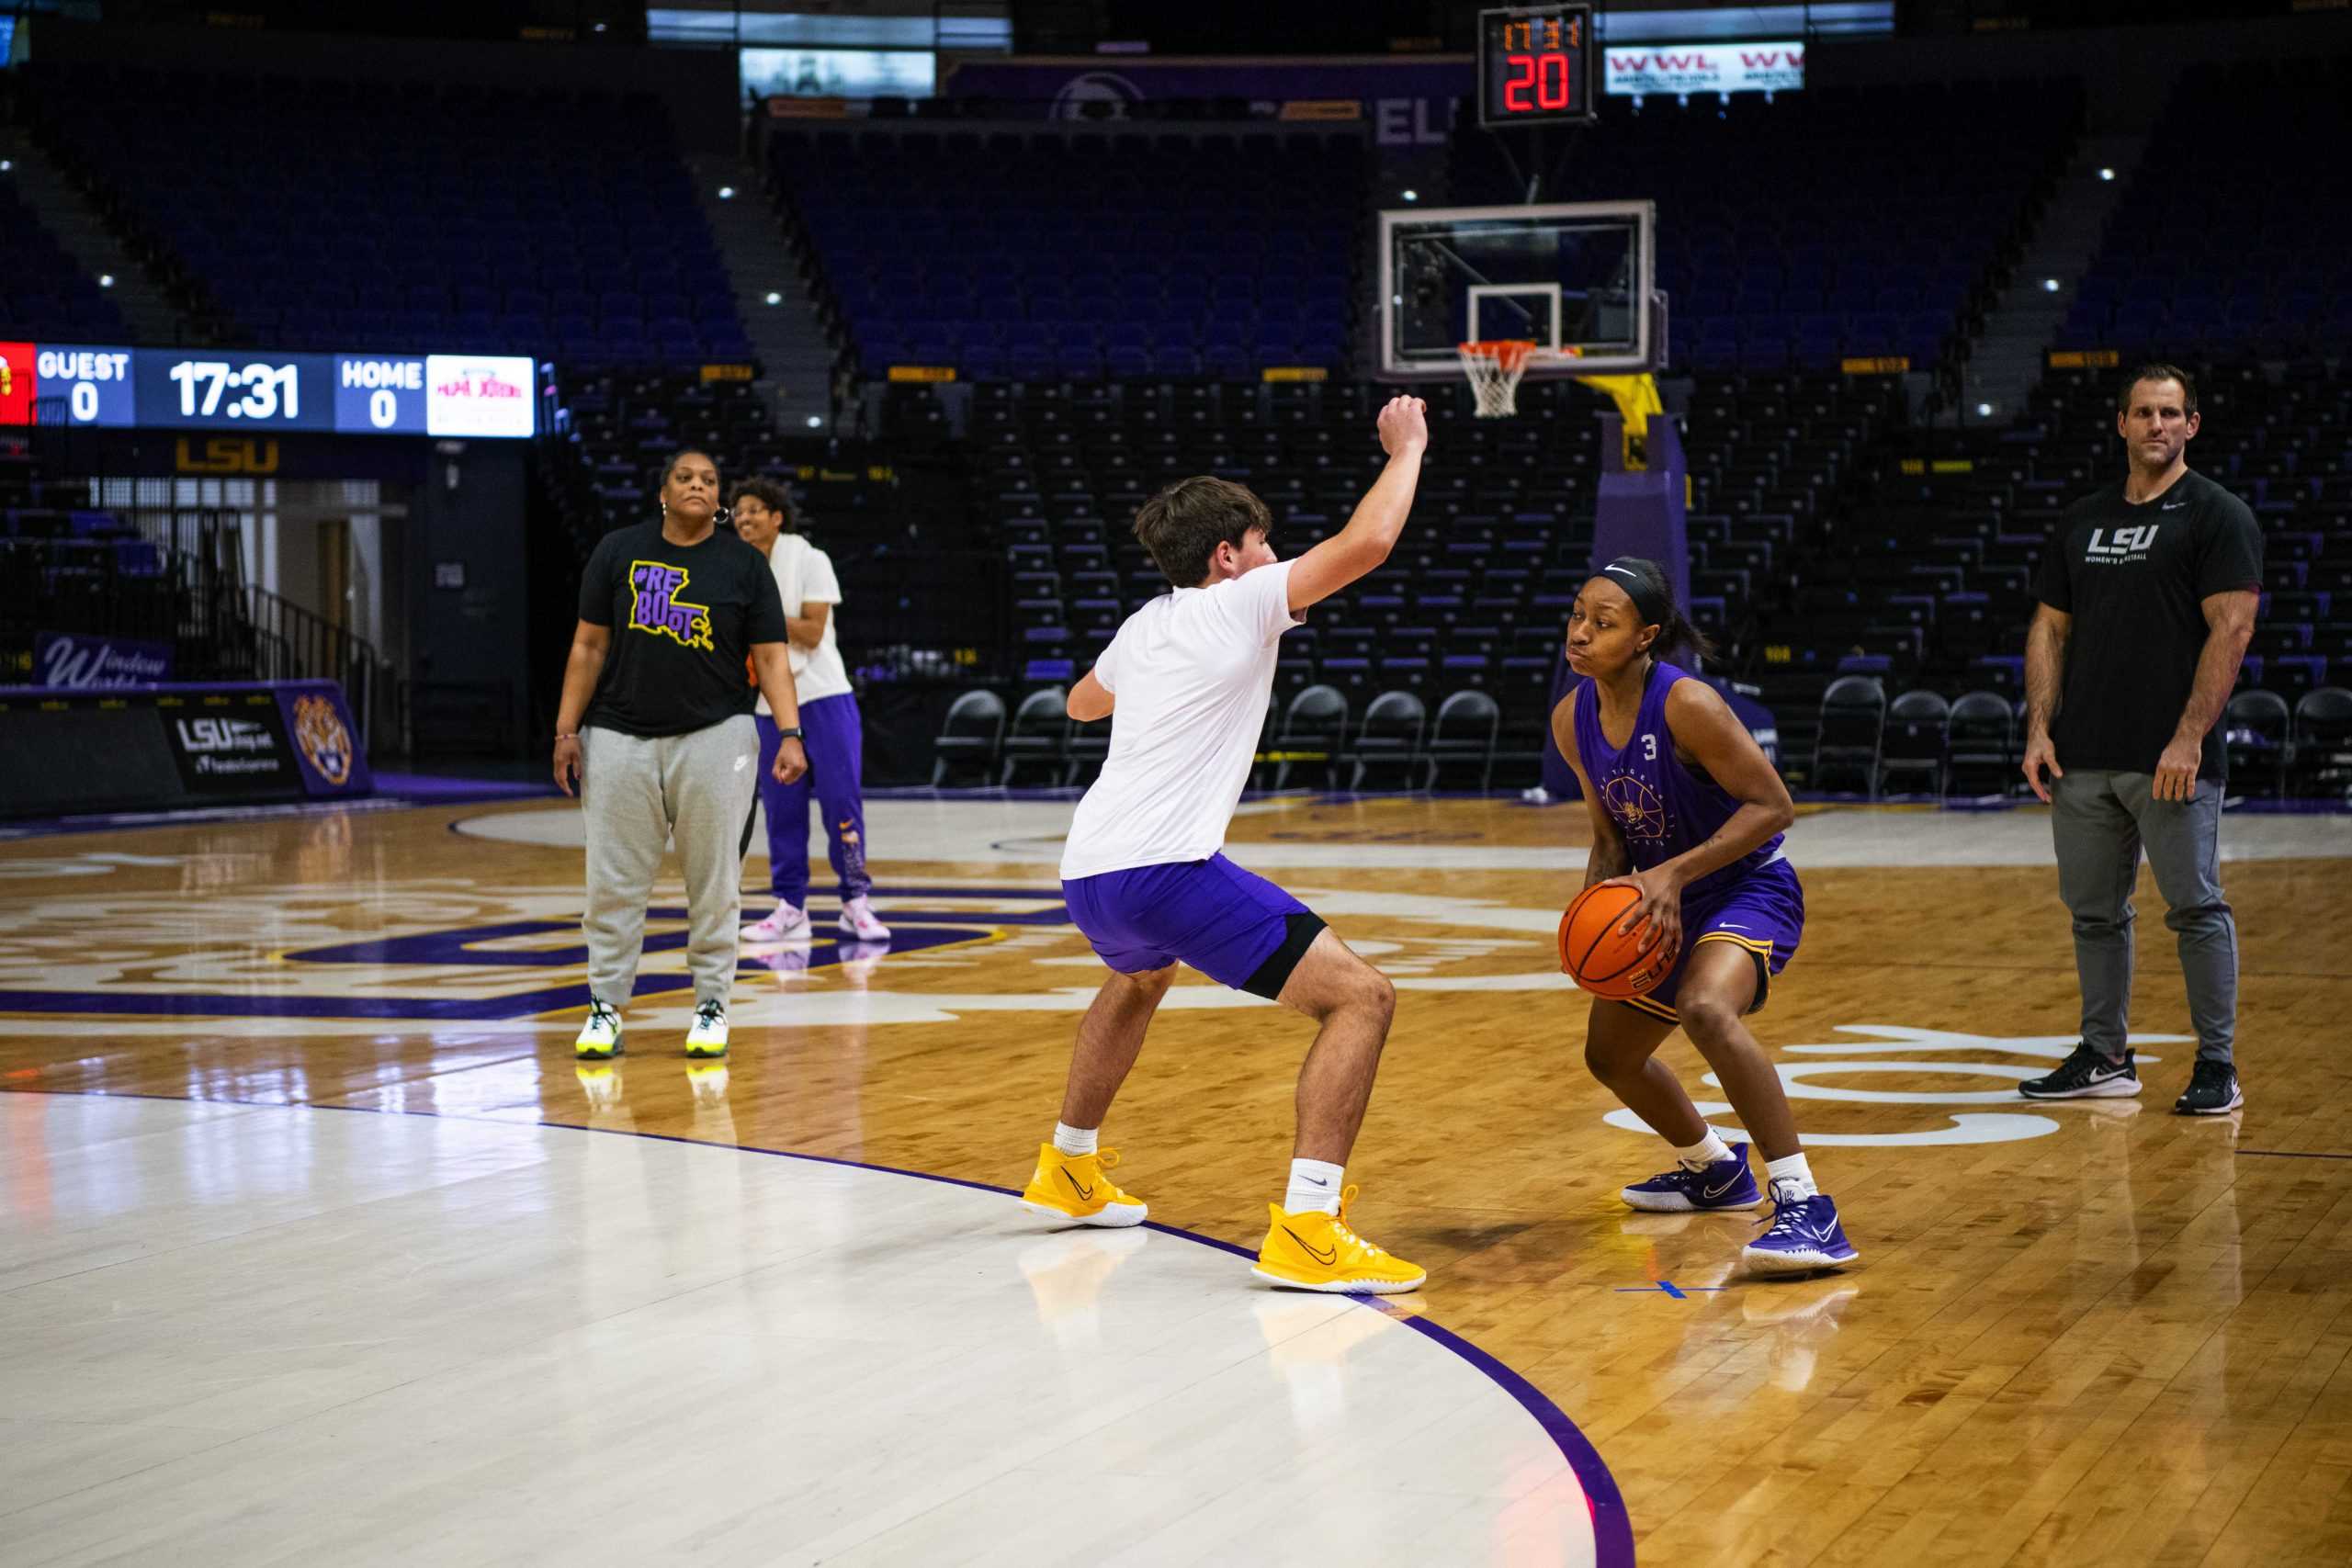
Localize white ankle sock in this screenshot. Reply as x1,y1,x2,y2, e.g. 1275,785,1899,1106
1765,1152,1818,1198
1284,1158,1344,1215
1675,1131,1734,1171
1052,1122,1098,1157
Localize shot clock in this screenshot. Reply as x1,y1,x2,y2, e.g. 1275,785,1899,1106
1478,5,1598,128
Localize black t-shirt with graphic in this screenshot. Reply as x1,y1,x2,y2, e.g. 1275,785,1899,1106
578,522,787,739
2033,469,2263,781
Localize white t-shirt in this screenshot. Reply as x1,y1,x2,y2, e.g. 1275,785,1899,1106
1059,560,1301,881
756,534,853,710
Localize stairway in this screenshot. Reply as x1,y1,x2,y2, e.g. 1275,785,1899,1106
1961,131,2146,423
685,150,839,436
0,126,195,347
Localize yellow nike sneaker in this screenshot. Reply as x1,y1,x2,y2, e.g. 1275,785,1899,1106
1251,1184,1426,1294
1019,1145,1148,1227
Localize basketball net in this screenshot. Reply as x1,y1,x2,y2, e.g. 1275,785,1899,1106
1456,340,1536,419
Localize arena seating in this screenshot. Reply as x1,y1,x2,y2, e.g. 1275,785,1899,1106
862,366,1910,782
1766,358,2350,795
1449,80,2084,375
2058,57,2352,359
541,367,1001,669
15,62,752,367
0,182,127,342
769,126,1363,381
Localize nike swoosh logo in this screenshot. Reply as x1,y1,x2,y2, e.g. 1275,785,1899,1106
1061,1168,1096,1201
1715,923,1750,931
2162,502,2187,510
1283,1226,1340,1267
1303,1176,1330,1187
1702,1173,1745,1199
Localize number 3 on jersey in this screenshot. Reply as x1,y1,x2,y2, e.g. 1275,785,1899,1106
1642,734,1658,761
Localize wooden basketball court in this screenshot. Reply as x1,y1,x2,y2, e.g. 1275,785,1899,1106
3,791,2347,1565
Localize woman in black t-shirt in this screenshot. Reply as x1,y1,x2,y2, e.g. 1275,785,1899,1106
553,449,809,1064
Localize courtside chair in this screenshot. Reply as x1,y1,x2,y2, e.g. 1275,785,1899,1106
1946,690,2017,797
1813,675,1887,797
1878,689,1951,797
2222,689,2292,798
1351,691,1427,793
999,687,1069,788
930,689,1005,787
2290,686,2352,798
1273,684,1348,792
1425,689,1502,791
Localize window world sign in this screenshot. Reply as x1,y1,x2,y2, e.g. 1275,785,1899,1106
0,343,537,437
1603,40,1804,97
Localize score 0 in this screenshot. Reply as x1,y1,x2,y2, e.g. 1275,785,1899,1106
335,355,428,434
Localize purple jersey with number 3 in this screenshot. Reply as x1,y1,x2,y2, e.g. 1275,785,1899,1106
1571,660,1785,905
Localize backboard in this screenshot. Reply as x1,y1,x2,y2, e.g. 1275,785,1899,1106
1376,200,1660,379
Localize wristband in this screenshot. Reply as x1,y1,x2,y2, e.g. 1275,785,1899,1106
554,732,579,741
775,727,804,740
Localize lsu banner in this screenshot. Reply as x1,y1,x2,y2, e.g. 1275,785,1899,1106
944,57,1475,150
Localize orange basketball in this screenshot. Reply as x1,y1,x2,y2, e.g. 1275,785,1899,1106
1558,883,1679,1000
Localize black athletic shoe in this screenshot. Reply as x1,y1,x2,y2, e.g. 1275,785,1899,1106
2173,1059,2245,1115
2018,1043,2141,1100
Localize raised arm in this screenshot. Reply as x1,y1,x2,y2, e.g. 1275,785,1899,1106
1285,396,1429,615
2021,602,2072,803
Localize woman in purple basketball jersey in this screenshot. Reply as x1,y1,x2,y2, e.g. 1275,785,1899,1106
1555,558,1857,1273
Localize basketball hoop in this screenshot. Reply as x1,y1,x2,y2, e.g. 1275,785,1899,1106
1457,340,1537,418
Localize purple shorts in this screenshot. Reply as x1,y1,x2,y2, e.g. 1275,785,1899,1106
1062,853,1325,998
1621,855,1805,1024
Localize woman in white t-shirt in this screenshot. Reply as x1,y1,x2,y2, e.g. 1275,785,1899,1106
729,479,888,942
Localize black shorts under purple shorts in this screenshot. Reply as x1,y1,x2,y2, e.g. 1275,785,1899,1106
1061,852,1327,999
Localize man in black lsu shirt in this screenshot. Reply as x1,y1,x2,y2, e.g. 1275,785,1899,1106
2018,365,2260,1116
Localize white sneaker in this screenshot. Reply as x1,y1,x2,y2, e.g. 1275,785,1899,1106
575,998,623,1060
742,904,811,944
838,896,891,941
684,999,729,1058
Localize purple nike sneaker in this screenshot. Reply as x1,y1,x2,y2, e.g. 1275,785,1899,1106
1742,1179,1860,1274
1620,1142,1762,1213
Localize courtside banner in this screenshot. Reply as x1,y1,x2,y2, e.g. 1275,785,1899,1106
1603,41,1804,97
0,680,373,818
272,680,374,798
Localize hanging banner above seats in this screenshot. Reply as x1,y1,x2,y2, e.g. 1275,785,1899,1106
944,58,1474,152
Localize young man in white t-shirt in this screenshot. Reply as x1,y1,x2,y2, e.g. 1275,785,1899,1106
729,479,890,945
1019,395,1431,1293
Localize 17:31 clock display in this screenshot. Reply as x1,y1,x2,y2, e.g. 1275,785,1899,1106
161,358,320,425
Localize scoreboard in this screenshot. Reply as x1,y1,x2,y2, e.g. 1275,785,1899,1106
0,344,537,438
1478,5,1599,128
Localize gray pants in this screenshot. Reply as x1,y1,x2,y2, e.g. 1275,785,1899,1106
580,717,760,1010
2052,770,2237,1065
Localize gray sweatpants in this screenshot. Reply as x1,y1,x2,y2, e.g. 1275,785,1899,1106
2051,770,2237,1065
580,716,760,1010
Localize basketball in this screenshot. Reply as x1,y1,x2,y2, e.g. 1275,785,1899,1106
1558,883,1678,1000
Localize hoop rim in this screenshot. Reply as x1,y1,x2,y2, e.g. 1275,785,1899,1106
1457,339,1540,367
